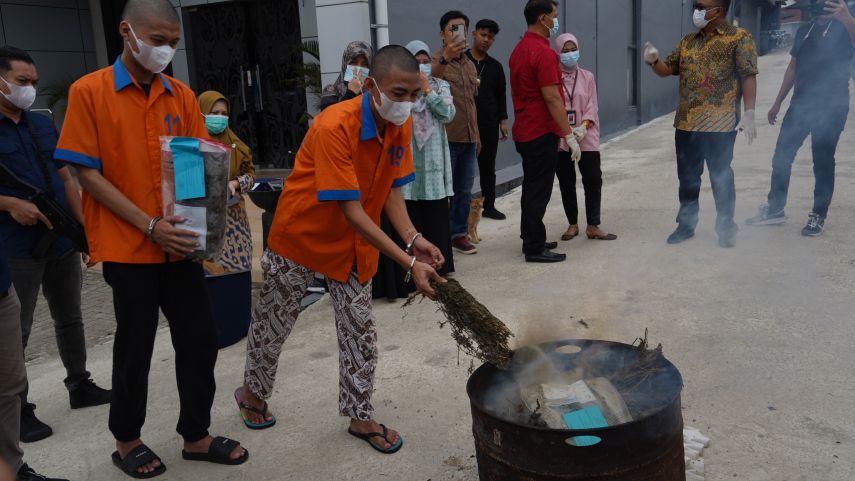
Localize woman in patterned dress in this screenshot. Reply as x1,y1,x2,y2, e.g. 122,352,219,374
198,91,255,275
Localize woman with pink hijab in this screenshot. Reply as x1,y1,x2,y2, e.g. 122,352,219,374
554,32,617,241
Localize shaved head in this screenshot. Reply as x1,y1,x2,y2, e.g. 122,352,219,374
122,0,179,27
371,45,419,81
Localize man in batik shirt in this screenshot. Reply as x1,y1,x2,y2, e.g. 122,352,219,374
643,0,758,248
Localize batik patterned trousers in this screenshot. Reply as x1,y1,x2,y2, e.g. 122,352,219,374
244,250,377,421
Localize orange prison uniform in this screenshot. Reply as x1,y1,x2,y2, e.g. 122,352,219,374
267,93,415,284
55,58,208,264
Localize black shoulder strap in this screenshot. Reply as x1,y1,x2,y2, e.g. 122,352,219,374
24,112,55,197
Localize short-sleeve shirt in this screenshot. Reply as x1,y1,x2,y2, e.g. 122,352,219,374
267,93,415,284
665,23,758,132
790,20,855,108
55,58,208,264
0,112,73,259
509,31,564,142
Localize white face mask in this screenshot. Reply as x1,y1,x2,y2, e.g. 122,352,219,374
0,75,36,111
693,8,711,29
127,24,176,74
369,80,414,126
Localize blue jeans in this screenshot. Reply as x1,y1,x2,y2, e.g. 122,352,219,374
449,142,477,240
674,130,737,237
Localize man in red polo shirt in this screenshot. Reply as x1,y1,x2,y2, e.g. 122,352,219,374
234,45,444,454
510,0,580,263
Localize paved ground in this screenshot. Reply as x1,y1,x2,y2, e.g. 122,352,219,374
21,51,855,481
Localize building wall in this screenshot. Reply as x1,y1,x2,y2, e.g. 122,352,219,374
0,0,97,116
387,0,691,171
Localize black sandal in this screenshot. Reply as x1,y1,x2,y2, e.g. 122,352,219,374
111,444,166,479
182,436,249,465
347,424,404,454
235,389,276,429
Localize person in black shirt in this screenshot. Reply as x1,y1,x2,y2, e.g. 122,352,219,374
747,0,855,236
467,19,509,220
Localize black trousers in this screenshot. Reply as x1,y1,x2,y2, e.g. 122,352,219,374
371,214,409,301
674,130,737,236
406,198,454,276
556,151,603,226
478,120,500,208
767,103,848,217
516,133,559,255
102,261,217,443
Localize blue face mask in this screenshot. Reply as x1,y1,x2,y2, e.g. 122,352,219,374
549,17,560,37
560,51,580,68
419,63,432,77
204,114,229,135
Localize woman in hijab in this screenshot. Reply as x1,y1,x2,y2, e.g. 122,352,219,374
319,40,373,111
198,90,256,275
553,33,617,242
402,39,456,277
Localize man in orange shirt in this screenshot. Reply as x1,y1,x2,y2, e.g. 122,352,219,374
55,0,246,477
233,45,444,454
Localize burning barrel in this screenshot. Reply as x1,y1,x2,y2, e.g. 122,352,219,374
466,339,685,480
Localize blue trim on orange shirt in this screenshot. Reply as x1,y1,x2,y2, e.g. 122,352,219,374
391,172,415,188
54,148,102,170
113,57,174,95
317,189,360,202
359,93,377,142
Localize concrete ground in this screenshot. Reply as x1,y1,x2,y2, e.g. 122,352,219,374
21,51,855,481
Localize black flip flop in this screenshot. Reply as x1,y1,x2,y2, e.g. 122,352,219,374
111,444,166,479
235,390,276,430
347,424,404,454
182,436,249,465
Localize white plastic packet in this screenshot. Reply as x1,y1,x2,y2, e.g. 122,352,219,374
160,136,230,261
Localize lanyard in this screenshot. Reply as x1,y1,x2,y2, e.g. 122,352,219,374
562,69,579,109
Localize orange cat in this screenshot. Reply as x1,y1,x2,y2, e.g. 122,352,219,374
467,197,483,244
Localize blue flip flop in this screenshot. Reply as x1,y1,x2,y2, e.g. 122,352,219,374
347,424,404,454
235,392,276,430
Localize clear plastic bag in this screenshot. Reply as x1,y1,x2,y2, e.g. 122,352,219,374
160,136,231,261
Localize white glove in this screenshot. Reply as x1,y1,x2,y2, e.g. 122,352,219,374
565,134,582,162
572,125,587,142
643,41,660,66
736,109,756,145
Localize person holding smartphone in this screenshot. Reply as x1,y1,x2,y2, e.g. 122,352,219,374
746,0,855,236
432,10,481,256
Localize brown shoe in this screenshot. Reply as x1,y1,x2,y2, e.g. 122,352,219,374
561,225,579,241
586,226,617,240
452,237,478,254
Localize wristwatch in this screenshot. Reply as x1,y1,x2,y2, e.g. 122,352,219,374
439,56,449,65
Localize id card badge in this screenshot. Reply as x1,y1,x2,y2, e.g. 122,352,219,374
567,110,577,126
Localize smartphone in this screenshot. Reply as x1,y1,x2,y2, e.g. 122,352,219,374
808,0,826,16
451,24,466,43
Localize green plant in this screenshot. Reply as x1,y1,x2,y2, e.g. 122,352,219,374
285,40,322,119
40,75,76,120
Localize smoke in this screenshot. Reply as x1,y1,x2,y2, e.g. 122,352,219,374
478,335,682,430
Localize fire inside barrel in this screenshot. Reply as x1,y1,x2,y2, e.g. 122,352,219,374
467,339,686,481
